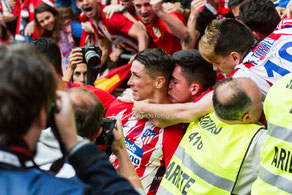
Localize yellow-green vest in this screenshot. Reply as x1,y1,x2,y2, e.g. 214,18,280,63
159,113,262,195
252,73,292,195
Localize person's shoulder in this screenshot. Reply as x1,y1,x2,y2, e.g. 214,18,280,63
1,168,85,194
106,99,133,117
111,99,132,107
35,172,85,193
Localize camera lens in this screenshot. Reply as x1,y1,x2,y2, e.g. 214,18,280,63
85,50,100,69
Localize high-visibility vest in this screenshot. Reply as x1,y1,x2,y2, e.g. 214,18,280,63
252,73,292,194
158,113,262,195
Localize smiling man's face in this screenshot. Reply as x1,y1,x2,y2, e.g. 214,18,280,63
127,60,157,101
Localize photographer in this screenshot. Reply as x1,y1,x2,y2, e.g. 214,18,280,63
31,37,116,111
0,43,140,194
63,47,96,86
63,47,88,86
35,88,144,194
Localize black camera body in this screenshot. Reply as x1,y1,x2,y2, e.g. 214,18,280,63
95,118,116,146
81,43,102,69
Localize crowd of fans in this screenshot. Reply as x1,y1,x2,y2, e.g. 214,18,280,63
1,0,292,194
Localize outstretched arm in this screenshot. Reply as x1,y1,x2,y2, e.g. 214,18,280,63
134,91,213,128
103,5,146,31
151,0,188,40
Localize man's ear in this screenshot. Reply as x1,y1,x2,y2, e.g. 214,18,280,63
190,83,202,97
230,51,242,65
155,76,166,89
90,126,103,142
242,113,253,124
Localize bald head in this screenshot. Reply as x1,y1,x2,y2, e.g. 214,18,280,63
68,88,104,139
212,77,262,123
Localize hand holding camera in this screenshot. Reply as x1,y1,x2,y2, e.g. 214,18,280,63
68,48,83,71
94,116,127,156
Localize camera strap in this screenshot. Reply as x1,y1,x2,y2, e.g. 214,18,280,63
49,157,66,173
48,110,67,173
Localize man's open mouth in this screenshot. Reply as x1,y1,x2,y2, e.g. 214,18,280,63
84,7,92,12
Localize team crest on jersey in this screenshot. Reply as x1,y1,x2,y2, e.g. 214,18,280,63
153,27,161,38
141,129,156,145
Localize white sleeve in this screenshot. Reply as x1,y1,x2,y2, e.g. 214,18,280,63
232,129,267,194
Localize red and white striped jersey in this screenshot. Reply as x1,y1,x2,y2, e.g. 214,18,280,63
276,18,292,30
106,100,184,194
230,27,292,98
80,5,138,53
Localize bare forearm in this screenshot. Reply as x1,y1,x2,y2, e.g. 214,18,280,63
136,92,214,127
151,102,213,127
137,33,149,51
182,0,206,49
116,149,143,189
128,24,149,51
99,39,111,68
101,51,109,68
182,14,200,49
156,10,188,39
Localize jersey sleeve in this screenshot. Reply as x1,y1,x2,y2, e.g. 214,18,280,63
162,124,185,167
109,13,134,35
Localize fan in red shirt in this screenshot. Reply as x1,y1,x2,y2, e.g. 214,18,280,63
0,0,21,43
132,0,189,55
103,0,188,55
76,0,149,68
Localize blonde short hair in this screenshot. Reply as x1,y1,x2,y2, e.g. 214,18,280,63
199,19,255,64
199,20,219,64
